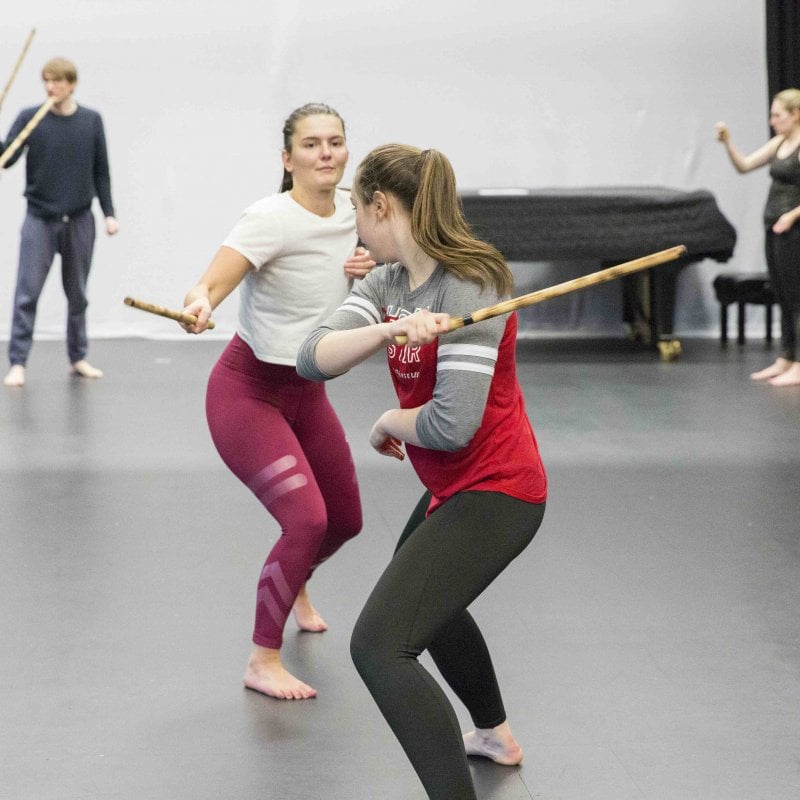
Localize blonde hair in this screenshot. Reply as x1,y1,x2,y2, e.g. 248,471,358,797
41,57,77,84
354,144,513,296
774,88,800,114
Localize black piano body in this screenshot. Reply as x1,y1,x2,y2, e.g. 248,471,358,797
459,187,737,353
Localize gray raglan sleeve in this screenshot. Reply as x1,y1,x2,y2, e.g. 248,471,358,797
414,280,506,452
296,267,388,382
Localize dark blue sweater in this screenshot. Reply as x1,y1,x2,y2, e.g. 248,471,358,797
1,104,115,219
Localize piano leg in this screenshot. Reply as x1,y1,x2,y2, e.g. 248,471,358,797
649,258,688,360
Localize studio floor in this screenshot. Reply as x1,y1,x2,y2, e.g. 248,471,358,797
1,334,799,800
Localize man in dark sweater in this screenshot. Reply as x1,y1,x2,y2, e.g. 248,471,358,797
1,57,118,387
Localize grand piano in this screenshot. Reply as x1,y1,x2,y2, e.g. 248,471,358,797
459,187,737,358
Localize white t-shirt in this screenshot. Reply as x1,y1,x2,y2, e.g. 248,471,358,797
223,188,357,365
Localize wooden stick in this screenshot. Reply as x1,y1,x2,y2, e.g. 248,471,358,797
0,95,55,167
0,28,36,113
395,244,687,344
123,297,217,330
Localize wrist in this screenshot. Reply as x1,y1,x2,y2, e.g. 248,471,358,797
381,322,398,344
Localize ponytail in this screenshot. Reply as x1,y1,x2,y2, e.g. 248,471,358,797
355,144,513,296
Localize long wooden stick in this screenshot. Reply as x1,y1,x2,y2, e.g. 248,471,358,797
395,244,687,344
123,297,216,330
0,95,55,167
0,28,36,113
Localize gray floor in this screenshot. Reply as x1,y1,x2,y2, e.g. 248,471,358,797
1,335,799,800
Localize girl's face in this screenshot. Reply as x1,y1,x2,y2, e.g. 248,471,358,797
282,114,348,193
769,100,800,136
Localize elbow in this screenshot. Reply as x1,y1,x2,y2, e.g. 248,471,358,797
296,337,336,382
444,423,478,451
417,406,481,452
423,423,477,452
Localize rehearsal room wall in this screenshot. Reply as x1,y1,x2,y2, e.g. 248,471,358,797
0,0,769,342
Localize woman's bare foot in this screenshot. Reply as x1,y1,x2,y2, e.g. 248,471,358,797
243,645,317,700
3,365,25,387
70,359,104,379
463,721,524,766
750,357,791,381
292,583,328,632
768,361,800,387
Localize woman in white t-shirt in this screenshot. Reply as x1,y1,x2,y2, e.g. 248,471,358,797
181,103,374,700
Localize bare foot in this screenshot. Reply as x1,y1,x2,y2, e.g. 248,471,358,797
768,361,800,387
243,645,317,700
70,359,104,379
463,721,524,766
3,365,25,387
750,357,791,381
292,583,328,633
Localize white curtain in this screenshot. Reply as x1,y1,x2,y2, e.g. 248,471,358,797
0,0,770,341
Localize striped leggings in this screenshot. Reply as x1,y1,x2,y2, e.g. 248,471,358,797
205,334,362,649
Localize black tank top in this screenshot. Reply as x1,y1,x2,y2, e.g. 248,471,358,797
764,141,800,226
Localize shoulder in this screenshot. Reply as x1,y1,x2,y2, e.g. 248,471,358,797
333,188,355,221
15,105,40,124
241,192,289,217
438,267,502,310
334,187,352,203
355,261,402,296
71,106,107,134
75,105,103,122
767,135,785,155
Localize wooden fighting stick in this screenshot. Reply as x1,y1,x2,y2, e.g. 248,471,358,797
394,245,687,344
123,297,217,330
0,95,55,167
0,28,36,113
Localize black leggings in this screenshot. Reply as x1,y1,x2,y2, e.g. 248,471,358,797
350,490,545,800
765,226,800,361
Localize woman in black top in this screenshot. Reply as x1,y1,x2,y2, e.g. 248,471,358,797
715,88,800,387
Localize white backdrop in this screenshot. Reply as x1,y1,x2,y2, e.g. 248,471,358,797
0,0,771,342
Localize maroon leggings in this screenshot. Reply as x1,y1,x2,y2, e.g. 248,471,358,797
205,335,362,649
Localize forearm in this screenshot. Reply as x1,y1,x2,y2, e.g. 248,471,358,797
184,246,251,309
721,139,752,173
183,281,213,307
183,277,237,310
374,407,424,447
773,203,800,233
716,127,776,174
785,205,800,226
313,324,395,376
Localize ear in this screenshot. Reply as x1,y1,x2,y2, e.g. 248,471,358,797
372,190,389,219
281,149,293,173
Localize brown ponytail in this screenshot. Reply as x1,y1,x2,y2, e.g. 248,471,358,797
354,144,513,296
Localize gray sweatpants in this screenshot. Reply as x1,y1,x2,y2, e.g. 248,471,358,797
8,208,96,366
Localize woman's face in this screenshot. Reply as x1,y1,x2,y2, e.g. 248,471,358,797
282,114,348,192
769,100,800,136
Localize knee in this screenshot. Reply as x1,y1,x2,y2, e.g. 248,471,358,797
14,291,39,312
300,511,329,549
340,511,363,542
66,296,88,314
349,601,413,689
350,612,389,683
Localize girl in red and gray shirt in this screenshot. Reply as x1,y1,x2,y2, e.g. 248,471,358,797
298,144,547,800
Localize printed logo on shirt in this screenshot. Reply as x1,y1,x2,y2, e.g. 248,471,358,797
382,304,434,386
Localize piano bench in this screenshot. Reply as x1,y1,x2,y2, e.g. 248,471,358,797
712,272,777,345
